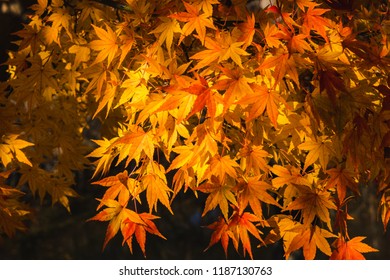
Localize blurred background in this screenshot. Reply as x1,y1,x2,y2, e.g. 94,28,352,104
0,0,389,260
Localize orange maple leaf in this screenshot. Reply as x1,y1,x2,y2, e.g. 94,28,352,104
205,216,232,255
238,83,285,127
122,212,166,256
302,4,331,43
110,127,155,166
191,31,249,70
237,176,280,219
257,50,299,87
92,171,131,209
88,199,146,249
330,236,378,260
237,14,256,50
270,165,310,189
184,74,217,119
238,143,270,175
326,166,359,202
141,165,173,214
207,154,240,182
150,17,181,51
229,211,264,259
213,66,253,112
169,2,215,44
263,23,284,49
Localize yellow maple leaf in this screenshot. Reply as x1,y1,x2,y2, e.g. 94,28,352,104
111,127,155,167
286,225,336,260
69,44,90,68
207,154,240,182
141,162,173,214
150,17,181,51
194,0,220,16
90,24,119,66
298,136,334,171
87,137,119,177
0,134,34,167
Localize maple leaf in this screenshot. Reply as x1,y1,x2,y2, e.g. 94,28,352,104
167,145,196,172
47,8,72,38
205,216,235,256
111,127,155,167
298,136,334,171
0,134,34,167
229,211,264,259
184,74,217,119
263,23,284,49
194,0,220,16
87,137,119,177
94,71,119,118
326,166,359,202
47,181,78,213
238,143,270,175
296,0,315,11
150,17,181,52
206,154,240,182
270,165,310,189
88,199,146,249
198,176,238,220
237,176,280,219
191,31,249,69
90,24,119,66
238,83,284,127
0,170,29,237
220,40,249,69
93,171,131,209
41,26,60,46
213,66,254,111
278,25,312,54
302,4,331,43
31,0,48,16
263,215,302,251
330,236,379,260
142,173,173,214
122,212,166,256
285,185,336,230
257,50,299,87
237,14,256,50
118,25,134,67
285,225,336,260
380,190,390,231
21,55,58,95
190,35,222,70
318,68,347,105
169,2,215,44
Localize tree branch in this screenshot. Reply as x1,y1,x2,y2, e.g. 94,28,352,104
89,0,132,12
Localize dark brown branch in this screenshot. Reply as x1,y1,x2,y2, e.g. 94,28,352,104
89,0,132,12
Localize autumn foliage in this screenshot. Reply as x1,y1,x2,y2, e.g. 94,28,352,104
1,0,389,259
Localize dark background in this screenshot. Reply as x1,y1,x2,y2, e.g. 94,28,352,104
0,0,389,260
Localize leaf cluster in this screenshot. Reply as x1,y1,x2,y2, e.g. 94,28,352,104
1,0,389,259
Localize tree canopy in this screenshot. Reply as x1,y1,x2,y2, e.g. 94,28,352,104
0,0,389,259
